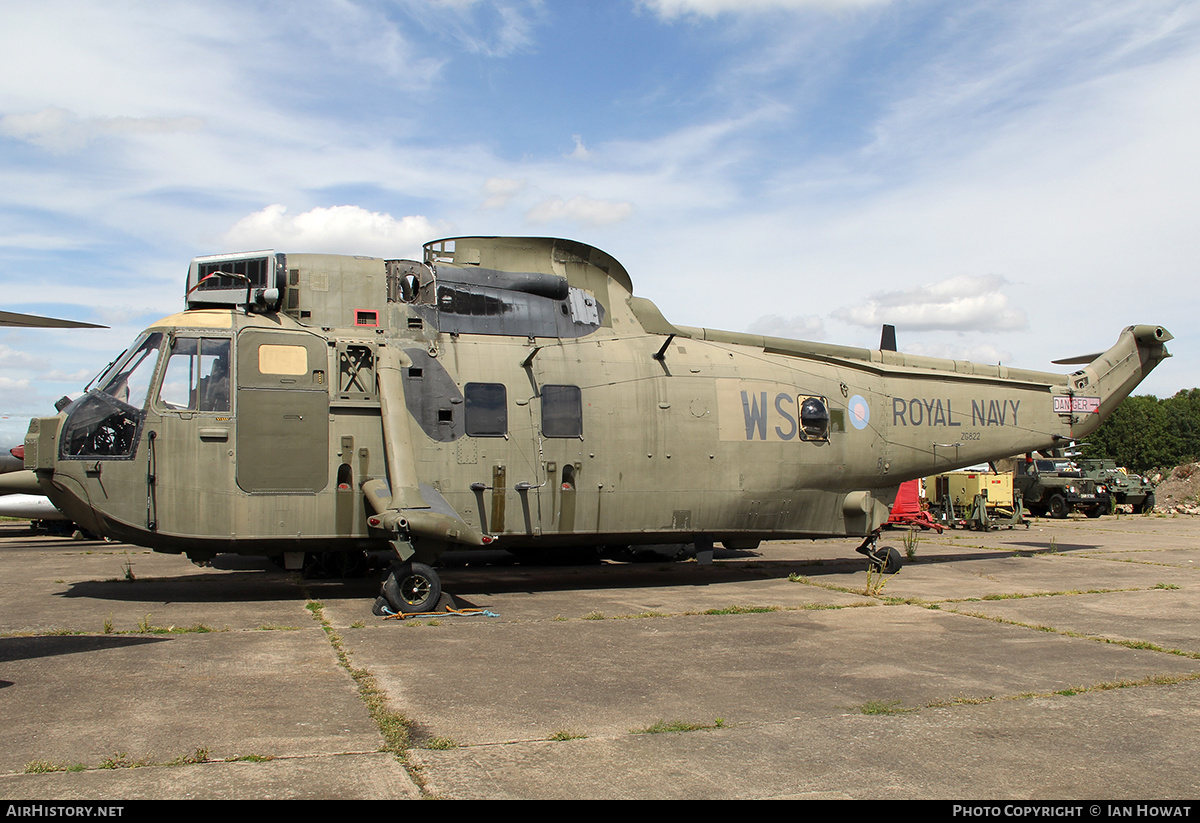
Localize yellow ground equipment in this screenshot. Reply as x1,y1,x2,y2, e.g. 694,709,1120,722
927,471,1027,531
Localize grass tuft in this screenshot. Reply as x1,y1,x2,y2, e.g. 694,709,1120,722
632,718,726,734
167,748,210,766
702,605,777,615
854,699,914,716
23,760,65,774
423,736,461,750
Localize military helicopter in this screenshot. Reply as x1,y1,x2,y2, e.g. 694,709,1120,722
23,237,1171,614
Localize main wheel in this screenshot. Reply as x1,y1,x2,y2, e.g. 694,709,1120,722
1137,494,1155,514
380,562,442,614
869,545,902,574
1048,495,1068,519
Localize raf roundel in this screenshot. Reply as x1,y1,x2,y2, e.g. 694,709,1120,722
849,395,870,430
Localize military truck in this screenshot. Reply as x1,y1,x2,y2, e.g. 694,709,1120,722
1013,458,1111,518
1076,459,1156,513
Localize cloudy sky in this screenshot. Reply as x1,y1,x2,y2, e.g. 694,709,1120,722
1,0,1197,443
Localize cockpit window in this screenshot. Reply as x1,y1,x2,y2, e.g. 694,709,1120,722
158,337,231,412
60,332,165,459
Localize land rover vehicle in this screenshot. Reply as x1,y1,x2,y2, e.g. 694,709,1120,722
1014,458,1111,518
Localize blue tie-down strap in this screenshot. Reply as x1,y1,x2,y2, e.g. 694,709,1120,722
376,604,499,620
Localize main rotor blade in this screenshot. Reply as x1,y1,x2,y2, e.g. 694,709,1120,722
0,310,106,329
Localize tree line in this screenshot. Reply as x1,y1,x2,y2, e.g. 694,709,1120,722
1078,389,1200,474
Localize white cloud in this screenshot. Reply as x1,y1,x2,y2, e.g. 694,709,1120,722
0,233,83,251
0,6,252,115
902,341,1014,365
832,275,1027,332
526,196,634,226
481,177,527,209
400,0,541,58
0,376,33,393
641,0,891,19
0,107,204,153
746,314,826,340
0,344,48,370
220,205,440,259
567,135,591,160
41,369,94,384
289,1,445,84
93,305,170,328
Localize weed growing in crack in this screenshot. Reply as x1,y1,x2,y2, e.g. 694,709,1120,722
423,737,461,750
854,699,914,716
632,718,726,734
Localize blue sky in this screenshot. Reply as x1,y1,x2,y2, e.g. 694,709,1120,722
1,0,1197,444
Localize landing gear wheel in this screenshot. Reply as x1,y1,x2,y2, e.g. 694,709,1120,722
1048,495,1068,519
379,561,442,614
868,545,903,575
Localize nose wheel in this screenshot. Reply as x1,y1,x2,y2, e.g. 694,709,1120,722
374,561,442,615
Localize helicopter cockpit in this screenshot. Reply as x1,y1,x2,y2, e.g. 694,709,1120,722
60,331,165,459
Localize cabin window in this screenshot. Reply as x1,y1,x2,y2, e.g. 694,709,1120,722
158,337,231,412
541,384,583,438
465,382,508,437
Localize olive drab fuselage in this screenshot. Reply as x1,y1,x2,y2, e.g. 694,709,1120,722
25,237,1172,571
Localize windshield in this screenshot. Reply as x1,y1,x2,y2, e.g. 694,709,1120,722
96,332,164,409
60,332,165,459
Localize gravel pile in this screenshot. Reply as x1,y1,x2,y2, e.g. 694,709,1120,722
1150,462,1200,514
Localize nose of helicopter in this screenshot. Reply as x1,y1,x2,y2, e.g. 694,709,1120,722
24,415,106,536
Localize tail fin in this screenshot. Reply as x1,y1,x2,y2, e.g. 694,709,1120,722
1068,325,1172,438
